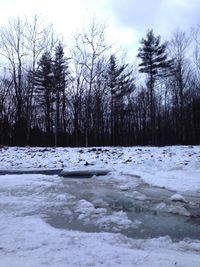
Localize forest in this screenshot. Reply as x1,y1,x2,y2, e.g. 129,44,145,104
0,15,200,147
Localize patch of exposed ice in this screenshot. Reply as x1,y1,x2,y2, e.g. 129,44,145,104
75,199,107,222
96,211,140,231
178,239,200,252
75,200,95,214
170,194,187,202
119,185,130,191
155,202,190,216
132,191,148,201
75,200,139,231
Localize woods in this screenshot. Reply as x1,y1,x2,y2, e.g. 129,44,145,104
0,16,200,147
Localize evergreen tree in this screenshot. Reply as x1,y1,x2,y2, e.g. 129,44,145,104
53,42,70,146
34,52,54,136
138,29,173,144
106,54,134,145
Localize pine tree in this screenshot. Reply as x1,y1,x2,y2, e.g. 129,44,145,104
138,29,173,144
34,52,54,136
107,54,134,145
53,42,69,146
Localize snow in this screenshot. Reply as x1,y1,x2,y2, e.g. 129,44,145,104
155,202,191,216
95,210,138,231
170,193,187,202
132,190,148,200
0,145,200,192
140,169,200,192
75,200,139,231
1,214,200,267
0,146,200,266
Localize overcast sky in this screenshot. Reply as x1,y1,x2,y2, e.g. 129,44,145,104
0,0,199,58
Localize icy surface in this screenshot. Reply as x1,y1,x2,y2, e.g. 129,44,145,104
155,202,191,216
0,146,200,266
0,146,200,192
170,193,187,202
1,215,200,267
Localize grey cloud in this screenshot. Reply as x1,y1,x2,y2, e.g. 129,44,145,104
108,0,200,38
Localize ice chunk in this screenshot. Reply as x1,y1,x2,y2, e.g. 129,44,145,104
132,191,147,201
155,202,190,216
170,194,187,202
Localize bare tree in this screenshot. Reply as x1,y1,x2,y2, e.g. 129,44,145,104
0,74,13,145
192,26,200,71
72,18,111,146
0,17,28,124
169,29,191,143
25,14,52,144
69,45,85,146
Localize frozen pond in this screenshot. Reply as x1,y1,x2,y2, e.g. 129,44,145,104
46,176,200,241
1,173,200,241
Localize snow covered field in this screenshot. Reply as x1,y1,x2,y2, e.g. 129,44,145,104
0,146,200,266
1,145,200,191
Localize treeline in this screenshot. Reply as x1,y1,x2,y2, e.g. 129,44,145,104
0,16,200,147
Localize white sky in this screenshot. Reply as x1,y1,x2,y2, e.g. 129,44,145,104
0,0,199,59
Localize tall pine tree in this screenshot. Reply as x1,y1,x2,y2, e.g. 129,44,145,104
138,29,173,144
107,54,134,145
34,52,54,137
53,42,69,146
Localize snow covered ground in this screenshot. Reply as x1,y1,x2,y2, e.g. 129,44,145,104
1,145,200,191
0,146,200,266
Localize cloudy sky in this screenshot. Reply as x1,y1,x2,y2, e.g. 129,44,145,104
0,0,199,57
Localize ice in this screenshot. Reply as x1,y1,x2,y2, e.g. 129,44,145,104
75,199,96,215
95,210,138,231
155,202,191,216
119,185,130,191
1,215,200,267
132,191,148,200
1,146,200,266
170,193,187,202
75,199,107,221
1,145,200,192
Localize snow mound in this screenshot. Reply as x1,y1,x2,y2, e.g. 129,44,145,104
75,199,107,222
132,191,147,201
156,202,190,216
170,194,187,202
96,211,141,231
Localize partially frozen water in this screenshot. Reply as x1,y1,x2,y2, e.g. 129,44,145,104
1,174,200,241
46,175,200,241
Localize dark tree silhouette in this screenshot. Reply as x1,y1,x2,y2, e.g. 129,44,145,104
106,54,135,145
53,42,70,146
138,29,173,144
34,52,54,138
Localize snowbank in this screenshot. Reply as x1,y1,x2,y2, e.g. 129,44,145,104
1,215,200,267
0,145,200,192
